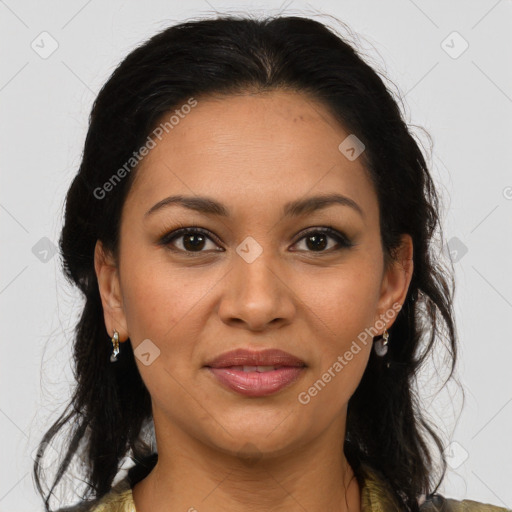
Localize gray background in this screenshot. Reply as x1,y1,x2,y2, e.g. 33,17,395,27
1,0,511,510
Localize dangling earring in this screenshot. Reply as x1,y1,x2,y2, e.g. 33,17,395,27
110,330,120,362
374,328,389,357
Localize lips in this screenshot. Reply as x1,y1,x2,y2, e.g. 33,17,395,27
204,348,307,397
204,348,306,369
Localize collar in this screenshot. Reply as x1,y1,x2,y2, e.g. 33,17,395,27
355,461,404,511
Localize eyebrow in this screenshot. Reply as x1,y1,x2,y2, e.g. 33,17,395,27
144,193,365,220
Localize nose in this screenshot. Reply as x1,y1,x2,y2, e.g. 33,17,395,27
217,245,296,331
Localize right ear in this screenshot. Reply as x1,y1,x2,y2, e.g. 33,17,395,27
94,240,129,342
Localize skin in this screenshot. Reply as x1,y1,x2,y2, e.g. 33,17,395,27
95,90,413,512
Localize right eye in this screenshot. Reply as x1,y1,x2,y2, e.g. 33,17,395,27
158,227,224,254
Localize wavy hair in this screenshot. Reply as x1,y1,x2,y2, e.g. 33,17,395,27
33,14,459,512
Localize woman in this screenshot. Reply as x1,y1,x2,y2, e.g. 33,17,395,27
33,15,509,512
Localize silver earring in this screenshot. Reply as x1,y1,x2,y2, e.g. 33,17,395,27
110,330,120,362
374,328,389,357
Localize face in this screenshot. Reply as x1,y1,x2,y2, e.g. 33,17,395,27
95,90,413,461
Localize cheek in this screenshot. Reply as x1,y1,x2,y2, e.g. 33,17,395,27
298,271,377,417
304,259,382,339
119,247,225,348
297,252,381,395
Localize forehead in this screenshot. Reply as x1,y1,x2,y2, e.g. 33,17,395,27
124,90,378,223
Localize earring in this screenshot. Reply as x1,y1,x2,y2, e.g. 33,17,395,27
374,328,389,357
110,330,120,362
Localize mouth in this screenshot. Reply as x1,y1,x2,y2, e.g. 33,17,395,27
203,348,307,397
204,348,306,369
217,365,292,372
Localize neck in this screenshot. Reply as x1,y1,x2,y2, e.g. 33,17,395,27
132,416,361,512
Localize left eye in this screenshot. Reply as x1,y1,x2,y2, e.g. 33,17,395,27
159,227,353,254
292,228,353,253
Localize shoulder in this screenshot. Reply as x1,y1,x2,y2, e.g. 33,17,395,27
420,494,511,512
55,483,135,512
354,460,510,512
88,489,134,512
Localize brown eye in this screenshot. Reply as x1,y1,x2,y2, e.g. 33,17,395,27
158,226,354,255
159,228,223,253
292,228,354,253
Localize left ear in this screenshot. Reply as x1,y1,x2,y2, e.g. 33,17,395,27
374,234,414,332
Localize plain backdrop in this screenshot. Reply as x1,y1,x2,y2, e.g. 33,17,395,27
1,1,511,510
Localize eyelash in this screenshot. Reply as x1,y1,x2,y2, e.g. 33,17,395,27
158,226,355,255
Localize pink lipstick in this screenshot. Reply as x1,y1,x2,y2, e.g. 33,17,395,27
204,348,306,397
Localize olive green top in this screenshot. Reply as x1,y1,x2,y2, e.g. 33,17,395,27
80,462,509,512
